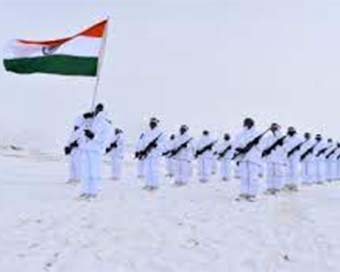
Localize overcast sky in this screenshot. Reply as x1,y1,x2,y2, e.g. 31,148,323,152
1,0,340,150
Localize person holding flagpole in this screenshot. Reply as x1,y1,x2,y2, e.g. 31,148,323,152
79,104,111,199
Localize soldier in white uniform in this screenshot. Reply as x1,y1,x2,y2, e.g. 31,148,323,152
163,134,176,178
262,123,288,195
137,117,164,190
195,130,216,183
324,139,336,182
79,104,111,199
211,142,218,176
106,128,125,180
335,145,340,180
171,125,194,186
64,112,93,184
284,127,304,191
328,143,340,181
314,135,328,184
135,133,146,179
65,128,81,183
233,118,267,201
215,133,233,181
300,133,317,185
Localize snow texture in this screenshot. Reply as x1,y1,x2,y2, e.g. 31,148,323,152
1,147,340,272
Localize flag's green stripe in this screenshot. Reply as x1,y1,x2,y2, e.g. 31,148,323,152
3,55,98,77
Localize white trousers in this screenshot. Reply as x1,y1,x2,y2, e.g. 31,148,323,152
198,157,212,182
337,161,340,180
315,160,326,183
166,158,175,177
326,161,337,181
301,161,315,184
287,159,300,185
188,161,193,178
81,151,102,195
69,150,81,181
332,160,338,181
145,157,160,188
220,159,232,180
331,161,338,181
266,162,286,190
137,160,145,178
174,159,191,184
239,161,260,196
111,156,123,180
211,158,217,174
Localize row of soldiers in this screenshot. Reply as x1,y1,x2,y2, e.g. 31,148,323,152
133,117,340,201
65,108,340,201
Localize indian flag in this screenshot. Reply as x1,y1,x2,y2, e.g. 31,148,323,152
3,19,108,77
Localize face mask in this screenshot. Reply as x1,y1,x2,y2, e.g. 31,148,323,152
180,129,186,135
150,122,157,129
271,127,278,133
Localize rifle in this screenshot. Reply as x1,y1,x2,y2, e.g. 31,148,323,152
287,140,306,158
105,138,119,154
64,140,78,156
135,151,141,159
232,128,270,160
65,118,93,156
195,140,217,158
217,145,232,160
262,135,286,157
316,147,329,157
162,149,172,157
300,142,319,161
326,147,338,159
167,138,193,158
136,133,162,160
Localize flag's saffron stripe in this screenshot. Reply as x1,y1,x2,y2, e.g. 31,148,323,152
17,20,107,47
3,55,98,76
80,20,107,37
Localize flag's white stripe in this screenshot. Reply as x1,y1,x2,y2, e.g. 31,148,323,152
4,36,102,59
59,36,101,58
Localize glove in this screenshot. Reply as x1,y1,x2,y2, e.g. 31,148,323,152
262,149,270,157
139,151,145,158
278,139,284,146
235,147,244,154
64,146,71,155
152,142,158,148
253,138,260,145
112,142,118,148
84,129,95,139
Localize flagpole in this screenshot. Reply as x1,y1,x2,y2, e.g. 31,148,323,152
90,17,110,111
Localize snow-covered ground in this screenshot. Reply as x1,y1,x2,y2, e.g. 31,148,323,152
1,148,340,272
